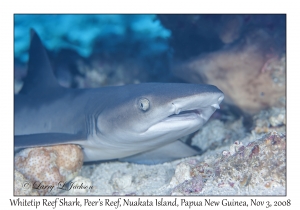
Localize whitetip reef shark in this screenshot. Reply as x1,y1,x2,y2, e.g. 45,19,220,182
14,30,224,164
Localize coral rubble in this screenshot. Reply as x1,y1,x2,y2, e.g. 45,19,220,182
15,145,83,195
189,131,286,195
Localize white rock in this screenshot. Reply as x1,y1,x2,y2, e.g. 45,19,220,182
169,162,191,187
110,172,132,190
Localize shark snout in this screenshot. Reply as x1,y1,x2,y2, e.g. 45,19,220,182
165,92,224,123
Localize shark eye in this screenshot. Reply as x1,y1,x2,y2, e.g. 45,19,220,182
138,98,150,111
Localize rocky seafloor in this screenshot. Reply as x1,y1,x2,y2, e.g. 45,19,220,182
73,118,286,196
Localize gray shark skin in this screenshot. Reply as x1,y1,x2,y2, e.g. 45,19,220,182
14,30,224,164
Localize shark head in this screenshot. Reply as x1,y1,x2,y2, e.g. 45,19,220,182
95,83,224,152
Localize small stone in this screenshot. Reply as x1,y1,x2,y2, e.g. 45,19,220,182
229,141,244,155
269,113,285,127
169,162,192,187
110,172,132,190
264,182,271,188
15,145,83,195
222,150,231,157
172,175,204,195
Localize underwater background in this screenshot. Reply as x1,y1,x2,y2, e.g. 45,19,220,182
14,14,285,88
14,14,287,195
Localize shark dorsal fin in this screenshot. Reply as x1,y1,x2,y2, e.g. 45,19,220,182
20,29,61,94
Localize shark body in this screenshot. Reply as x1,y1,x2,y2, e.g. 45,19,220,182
14,30,224,164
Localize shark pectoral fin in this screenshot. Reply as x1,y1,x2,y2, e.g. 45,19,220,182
119,140,200,165
14,133,86,152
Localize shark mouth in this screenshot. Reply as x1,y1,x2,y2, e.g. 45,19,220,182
163,103,220,123
165,109,203,121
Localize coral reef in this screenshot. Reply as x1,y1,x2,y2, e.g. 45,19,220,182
173,29,286,114
188,131,286,195
15,144,83,195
